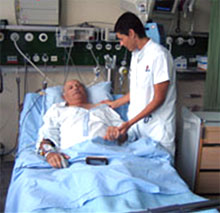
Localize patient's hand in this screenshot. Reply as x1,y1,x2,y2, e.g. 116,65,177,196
46,152,70,168
103,126,127,144
103,126,121,141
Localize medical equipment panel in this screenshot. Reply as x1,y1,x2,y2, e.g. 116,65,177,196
0,28,127,67
15,0,60,25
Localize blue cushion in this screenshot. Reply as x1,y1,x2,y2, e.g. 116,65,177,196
87,81,113,104
113,94,129,121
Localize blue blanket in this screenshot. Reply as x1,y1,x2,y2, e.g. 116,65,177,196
6,137,189,212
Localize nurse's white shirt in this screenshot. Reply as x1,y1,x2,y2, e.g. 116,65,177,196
37,103,125,150
128,39,176,155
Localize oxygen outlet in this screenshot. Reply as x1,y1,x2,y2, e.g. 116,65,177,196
96,43,102,50
176,37,184,46
119,66,128,75
42,54,49,62
39,33,48,42
25,33,34,42
86,43,93,50
115,43,121,51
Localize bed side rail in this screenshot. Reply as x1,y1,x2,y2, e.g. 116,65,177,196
131,199,220,213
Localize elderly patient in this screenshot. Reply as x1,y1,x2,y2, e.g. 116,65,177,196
37,79,130,168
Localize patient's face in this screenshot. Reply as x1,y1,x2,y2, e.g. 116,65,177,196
63,80,87,105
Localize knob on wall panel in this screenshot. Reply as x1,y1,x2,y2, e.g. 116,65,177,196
105,43,112,51
96,43,102,50
42,54,49,62
33,54,40,62
0,32,5,42
25,33,34,42
10,32,20,41
115,44,121,51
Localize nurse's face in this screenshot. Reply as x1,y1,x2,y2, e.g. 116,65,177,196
63,80,87,105
116,30,137,51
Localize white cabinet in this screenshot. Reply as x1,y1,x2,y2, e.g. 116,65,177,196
177,106,220,199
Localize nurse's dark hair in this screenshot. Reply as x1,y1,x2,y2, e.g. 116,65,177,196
114,12,146,38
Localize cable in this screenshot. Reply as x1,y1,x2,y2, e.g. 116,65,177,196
19,94,43,129
0,79,43,157
62,48,84,84
23,59,28,98
0,95,41,156
63,46,73,85
88,42,100,66
0,68,3,93
0,74,20,157
12,40,55,85
16,75,21,112
86,41,104,86
0,93,43,156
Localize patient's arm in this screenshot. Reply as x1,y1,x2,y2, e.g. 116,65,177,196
39,139,70,168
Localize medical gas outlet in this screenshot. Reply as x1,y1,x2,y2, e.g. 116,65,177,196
42,54,49,63
25,33,34,42
176,37,196,46
10,32,20,42
33,54,40,63
0,32,5,42
119,66,128,75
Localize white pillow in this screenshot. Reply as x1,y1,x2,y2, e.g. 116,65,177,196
43,81,113,113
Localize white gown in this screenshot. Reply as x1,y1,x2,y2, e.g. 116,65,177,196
37,103,129,150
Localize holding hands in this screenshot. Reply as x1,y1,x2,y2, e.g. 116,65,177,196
103,121,130,143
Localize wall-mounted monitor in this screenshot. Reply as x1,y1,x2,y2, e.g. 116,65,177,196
15,0,60,25
153,0,179,14
120,0,179,22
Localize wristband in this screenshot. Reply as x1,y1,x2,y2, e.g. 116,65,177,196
38,143,56,157
44,151,56,158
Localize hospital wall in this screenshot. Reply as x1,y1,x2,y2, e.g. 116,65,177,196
0,0,211,157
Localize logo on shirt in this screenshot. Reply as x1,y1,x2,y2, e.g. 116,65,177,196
145,65,150,72
144,114,152,123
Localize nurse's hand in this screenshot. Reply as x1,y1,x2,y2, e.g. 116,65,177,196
118,121,130,135
100,100,118,109
46,152,70,168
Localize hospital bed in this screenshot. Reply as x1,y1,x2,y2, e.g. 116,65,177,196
5,81,219,213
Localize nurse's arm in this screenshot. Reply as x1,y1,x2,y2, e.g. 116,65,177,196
101,92,130,109
119,81,169,135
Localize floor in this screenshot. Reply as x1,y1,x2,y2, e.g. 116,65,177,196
0,158,14,213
